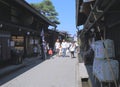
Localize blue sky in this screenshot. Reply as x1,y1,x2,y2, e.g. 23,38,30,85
25,0,76,36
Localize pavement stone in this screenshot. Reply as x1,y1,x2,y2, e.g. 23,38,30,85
0,54,90,87
0,55,82,87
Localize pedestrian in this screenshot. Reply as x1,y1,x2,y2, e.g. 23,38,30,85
42,40,47,59
46,43,50,51
59,44,62,56
61,39,67,57
69,42,76,58
55,39,60,56
46,43,50,56
33,45,38,56
48,48,53,58
37,44,42,57
66,41,71,56
75,41,79,53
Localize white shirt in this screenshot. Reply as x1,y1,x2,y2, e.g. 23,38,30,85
55,42,60,49
61,42,67,48
69,44,76,51
66,42,71,48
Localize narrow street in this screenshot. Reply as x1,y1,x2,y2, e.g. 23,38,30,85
1,0,120,87
0,54,80,87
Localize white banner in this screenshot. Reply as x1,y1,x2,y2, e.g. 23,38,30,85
40,29,44,41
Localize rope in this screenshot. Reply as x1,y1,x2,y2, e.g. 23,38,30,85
90,3,118,87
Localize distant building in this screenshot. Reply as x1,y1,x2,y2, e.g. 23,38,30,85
73,34,77,41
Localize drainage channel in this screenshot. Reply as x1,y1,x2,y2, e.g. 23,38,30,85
81,78,91,87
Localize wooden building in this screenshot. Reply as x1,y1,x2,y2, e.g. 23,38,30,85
0,0,56,63
76,0,120,86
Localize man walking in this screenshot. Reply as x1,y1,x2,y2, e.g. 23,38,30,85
61,39,67,57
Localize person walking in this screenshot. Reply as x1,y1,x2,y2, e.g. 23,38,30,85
69,42,76,58
42,40,47,59
66,41,71,56
55,39,60,56
37,44,42,57
75,41,79,53
48,48,53,59
33,45,38,56
59,44,62,56
61,39,67,57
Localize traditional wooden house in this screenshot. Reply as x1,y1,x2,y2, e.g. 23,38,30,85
76,0,120,86
0,0,56,64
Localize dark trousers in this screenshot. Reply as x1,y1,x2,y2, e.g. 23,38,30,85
70,51,74,58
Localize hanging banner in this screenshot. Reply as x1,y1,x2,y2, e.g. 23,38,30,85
40,29,44,41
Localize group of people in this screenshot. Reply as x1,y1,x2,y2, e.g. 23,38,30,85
33,39,79,59
55,39,78,58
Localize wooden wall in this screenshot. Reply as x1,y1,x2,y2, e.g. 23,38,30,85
0,33,11,62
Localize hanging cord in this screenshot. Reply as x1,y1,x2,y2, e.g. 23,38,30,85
90,4,118,87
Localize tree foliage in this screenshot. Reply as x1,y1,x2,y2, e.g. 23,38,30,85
31,0,60,24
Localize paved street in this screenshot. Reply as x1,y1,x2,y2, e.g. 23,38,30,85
0,55,80,87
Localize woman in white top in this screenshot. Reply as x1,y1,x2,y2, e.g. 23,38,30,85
55,39,60,56
59,44,62,56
